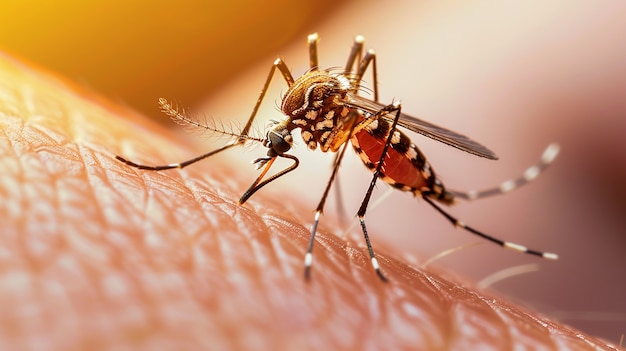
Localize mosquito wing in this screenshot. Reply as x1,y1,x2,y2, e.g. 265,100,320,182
345,94,498,160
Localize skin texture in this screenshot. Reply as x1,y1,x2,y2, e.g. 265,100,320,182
2,1,626,342
0,52,622,350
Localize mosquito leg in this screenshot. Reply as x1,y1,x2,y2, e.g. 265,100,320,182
334,36,380,226
355,101,403,281
329,35,368,227
344,35,364,74
308,33,319,70
421,195,558,260
241,58,295,138
357,102,403,216
331,151,349,224
355,50,379,102
239,153,299,204
304,139,352,280
343,35,379,102
450,143,560,201
116,143,239,171
117,58,295,171
343,36,380,102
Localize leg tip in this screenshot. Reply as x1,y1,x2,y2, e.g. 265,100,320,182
543,252,559,260
542,143,561,164
303,253,313,281
371,257,388,282
376,269,388,282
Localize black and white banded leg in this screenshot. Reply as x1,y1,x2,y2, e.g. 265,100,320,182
117,57,297,183
355,101,404,281
422,195,558,260
304,140,352,280
450,143,560,201
303,35,383,279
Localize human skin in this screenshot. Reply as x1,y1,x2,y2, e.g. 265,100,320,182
0,48,621,351
3,2,626,342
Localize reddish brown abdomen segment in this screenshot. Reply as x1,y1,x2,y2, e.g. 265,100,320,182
351,128,429,191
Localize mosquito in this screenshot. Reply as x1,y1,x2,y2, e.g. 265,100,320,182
117,33,560,281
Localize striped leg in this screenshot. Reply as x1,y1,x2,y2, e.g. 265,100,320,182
355,101,404,281
450,143,560,201
116,58,295,171
304,138,353,280
344,35,380,101
424,143,560,260
422,195,558,260
337,38,399,279
333,35,380,222
333,36,380,226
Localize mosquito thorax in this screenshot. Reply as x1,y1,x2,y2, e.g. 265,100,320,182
280,70,350,118
279,70,355,152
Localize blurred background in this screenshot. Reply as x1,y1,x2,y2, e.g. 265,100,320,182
1,0,625,344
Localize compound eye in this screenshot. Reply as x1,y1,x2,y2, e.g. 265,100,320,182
268,130,292,154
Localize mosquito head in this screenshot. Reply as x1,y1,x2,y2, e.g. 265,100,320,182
263,121,293,157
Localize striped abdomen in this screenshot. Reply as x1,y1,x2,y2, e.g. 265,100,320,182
351,115,453,204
